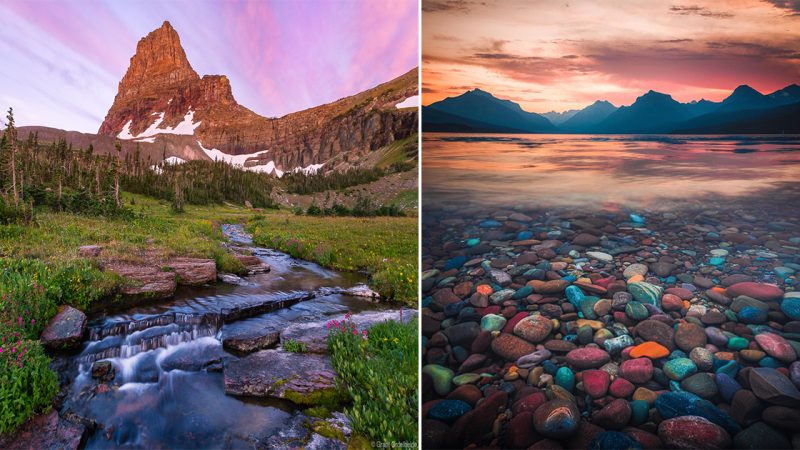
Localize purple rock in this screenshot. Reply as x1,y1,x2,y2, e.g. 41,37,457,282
705,327,729,347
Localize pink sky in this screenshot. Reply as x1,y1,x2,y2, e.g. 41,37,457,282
0,0,418,132
422,0,800,113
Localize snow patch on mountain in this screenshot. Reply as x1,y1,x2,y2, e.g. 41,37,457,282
395,95,419,109
118,110,201,140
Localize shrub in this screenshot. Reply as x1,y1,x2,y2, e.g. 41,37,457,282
0,320,59,434
283,338,308,353
371,262,417,306
327,313,417,445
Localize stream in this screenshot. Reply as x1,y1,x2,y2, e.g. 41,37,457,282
52,224,404,449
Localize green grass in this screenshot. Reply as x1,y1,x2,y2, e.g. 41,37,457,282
388,188,418,210
375,134,418,169
247,213,417,305
328,315,417,445
283,338,308,353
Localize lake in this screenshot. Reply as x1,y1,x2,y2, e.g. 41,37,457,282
422,134,800,211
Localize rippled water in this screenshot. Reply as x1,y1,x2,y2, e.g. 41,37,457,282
422,134,800,210
55,225,392,449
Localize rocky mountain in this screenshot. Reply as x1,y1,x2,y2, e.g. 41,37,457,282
559,100,617,133
540,109,579,125
97,21,418,175
422,89,556,133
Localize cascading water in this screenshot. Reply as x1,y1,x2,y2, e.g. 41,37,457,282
54,224,395,448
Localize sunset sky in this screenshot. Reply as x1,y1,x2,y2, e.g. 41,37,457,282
422,0,800,113
0,0,418,133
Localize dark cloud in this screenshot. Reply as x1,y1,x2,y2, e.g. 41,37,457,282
422,0,485,13
657,39,694,44
764,0,800,13
421,87,438,94
669,5,734,18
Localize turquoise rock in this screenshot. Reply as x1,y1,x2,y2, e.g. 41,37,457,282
428,399,472,423
466,238,480,247
555,367,575,392
709,256,726,266
480,314,507,332
775,267,795,278
512,285,534,300
422,364,454,396
727,336,749,351
759,356,783,368
565,285,586,307
629,213,645,224
715,360,741,378
663,358,697,381
422,297,432,308
625,301,649,321
579,296,600,320
781,298,800,320
738,306,767,324
479,220,500,228
603,334,634,355
444,255,467,270
627,282,663,306
517,231,533,240
630,400,649,425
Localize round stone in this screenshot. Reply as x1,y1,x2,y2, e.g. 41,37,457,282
533,399,581,439
629,341,670,359
675,323,707,353
689,347,714,371
565,347,611,369
781,298,800,321
608,378,635,398
680,373,718,399
623,263,648,280
555,366,575,392
582,369,610,398
663,358,697,381
755,333,797,364
635,320,675,350
428,399,472,423
422,364,454,396
658,416,731,449
628,282,663,306
480,314,506,332
491,333,537,361
727,336,749,351
625,301,649,321
514,315,553,343
620,357,653,384
725,282,784,302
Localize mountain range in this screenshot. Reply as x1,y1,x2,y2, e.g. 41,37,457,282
18,21,418,176
423,84,800,134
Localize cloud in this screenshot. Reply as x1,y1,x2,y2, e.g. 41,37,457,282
422,0,484,13
764,0,800,13
669,4,734,18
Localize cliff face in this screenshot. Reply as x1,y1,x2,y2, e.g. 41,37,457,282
98,21,418,173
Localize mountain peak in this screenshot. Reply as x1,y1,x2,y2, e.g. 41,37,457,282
732,84,758,94
120,21,199,94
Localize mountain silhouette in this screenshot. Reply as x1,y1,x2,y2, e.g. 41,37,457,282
423,89,556,133
559,100,617,132
423,84,800,134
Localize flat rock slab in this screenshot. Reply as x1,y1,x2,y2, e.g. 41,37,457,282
0,410,86,450
281,309,411,353
108,264,176,300
224,349,341,406
342,284,381,301
235,254,271,274
223,330,281,354
166,257,217,285
41,305,87,350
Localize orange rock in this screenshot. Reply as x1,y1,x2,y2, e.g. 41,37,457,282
629,341,670,359
711,286,726,294
683,300,691,309
628,274,645,283
714,352,734,361
476,284,493,295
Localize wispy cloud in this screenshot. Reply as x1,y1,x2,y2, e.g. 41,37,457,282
669,4,735,18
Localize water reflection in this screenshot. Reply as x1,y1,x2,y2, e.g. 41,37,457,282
422,133,800,210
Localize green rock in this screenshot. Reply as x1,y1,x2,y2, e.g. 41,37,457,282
423,364,454,396
628,282,663,306
728,336,749,351
453,373,480,385
480,314,507,332
680,373,718,399
625,301,649,321
663,358,697,381
630,400,649,425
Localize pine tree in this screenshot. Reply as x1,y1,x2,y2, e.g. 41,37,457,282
4,108,19,206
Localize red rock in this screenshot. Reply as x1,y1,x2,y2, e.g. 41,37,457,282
661,293,684,311
665,287,693,300
725,282,784,302
447,385,483,406
471,331,492,353
609,378,635,398
620,358,654,384
505,412,539,449
755,333,797,363
565,421,604,450
0,410,86,450
512,391,548,415
592,398,631,429
529,439,565,449
595,276,616,289
658,415,731,449
623,427,663,449
574,282,607,295
491,333,537,361
166,257,216,285
450,390,508,447
582,370,610,398
565,347,611,369
40,306,87,350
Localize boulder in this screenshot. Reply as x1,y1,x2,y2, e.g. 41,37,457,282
40,306,87,350
0,410,86,450
166,257,217,285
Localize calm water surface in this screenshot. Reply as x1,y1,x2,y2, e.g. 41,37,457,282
422,134,800,209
